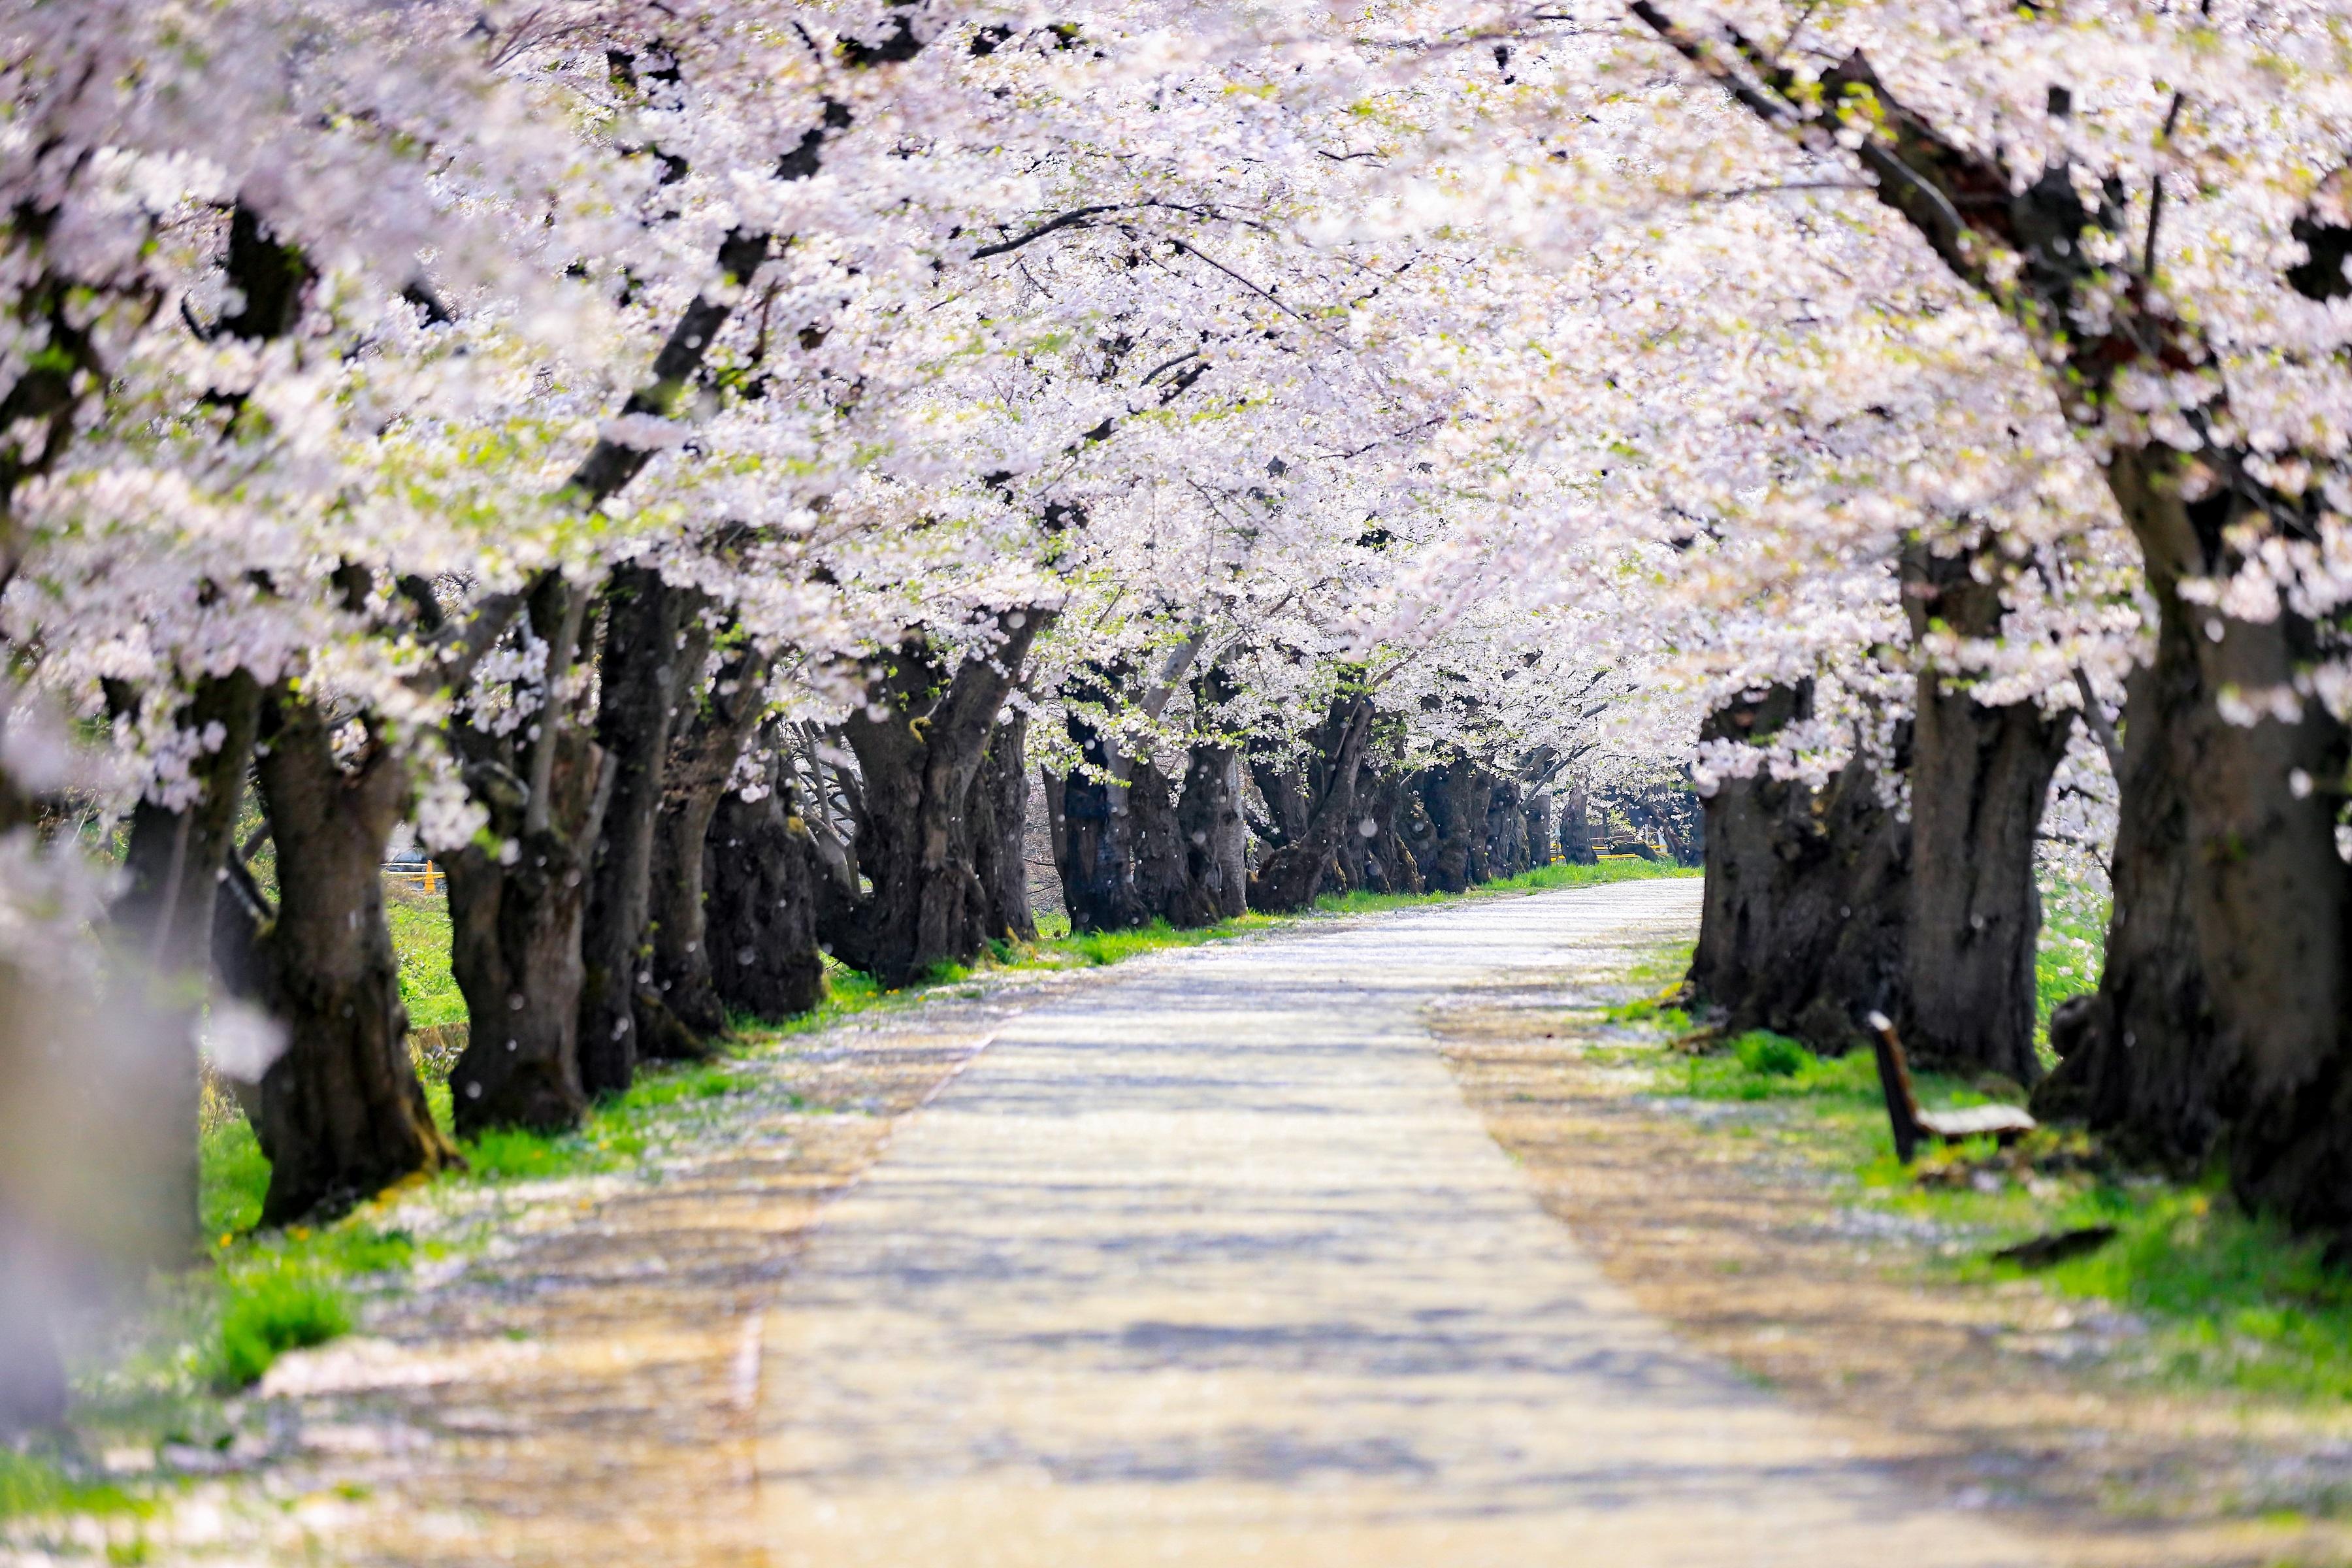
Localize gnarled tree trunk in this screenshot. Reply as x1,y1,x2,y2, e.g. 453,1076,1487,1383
1524,789,1554,869
825,610,1047,985
2033,563,2225,1162
2115,453,2352,1234
1128,755,1190,926
1168,740,1250,924
1485,776,1528,879
1900,547,2072,1083
1557,779,1595,865
1249,696,1373,912
1352,770,1424,896
1054,712,1145,934
248,692,455,1224
579,566,690,1093
647,640,769,1040
705,742,825,1020
1687,685,1910,1054
1417,759,1491,894
445,578,608,1137
971,710,1038,943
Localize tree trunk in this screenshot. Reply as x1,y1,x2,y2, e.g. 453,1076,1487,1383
1900,547,2072,1083
0,1197,66,1434
648,641,769,1039
1054,715,1144,934
2105,452,2352,1236
2032,564,2225,1163
249,693,455,1224
705,745,825,1020
827,611,1047,985
578,566,687,1094
445,578,609,1136
1686,685,1910,1054
970,710,1038,943
110,670,261,1255
1126,755,1190,926
1168,741,1249,924
1247,747,1314,862
1558,780,1596,864
1418,759,1491,893
1398,770,1443,879
1486,777,1528,879
1352,770,1422,896
1525,790,1554,869
1249,698,1373,912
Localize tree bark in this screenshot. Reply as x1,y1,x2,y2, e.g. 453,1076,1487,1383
2112,452,2352,1233
647,639,769,1039
1350,770,1424,896
825,611,1048,985
1557,779,1596,864
970,709,1038,943
1249,697,1373,912
1418,759,1492,893
1054,711,1145,934
110,670,261,1254
1485,776,1529,879
248,692,456,1224
1686,685,1910,1054
1524,789,1555,869
1169,741,1250,924
1122,755,1186,926
2032,558,2225,1163
445,578,610,1136
578,566,689,1093
705,743,825,1020
1900,546,2072,1083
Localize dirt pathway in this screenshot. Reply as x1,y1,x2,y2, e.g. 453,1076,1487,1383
753,881,2039,1566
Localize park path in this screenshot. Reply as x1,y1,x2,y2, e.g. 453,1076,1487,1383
753,881,2040,1567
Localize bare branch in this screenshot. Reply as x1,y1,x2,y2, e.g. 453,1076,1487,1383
2072,666,2127,775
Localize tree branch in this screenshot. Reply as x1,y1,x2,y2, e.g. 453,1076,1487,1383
2072,666,2127,774
971,206,1124,258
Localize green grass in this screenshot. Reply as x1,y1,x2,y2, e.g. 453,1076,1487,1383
2033,1184,2352,1401
199,1109,270,1240
1734,1030,1806,1077
0,1450,145,1524
2036,863,2110,1048
1665,1028,1994,1107
455,1060,766,1183
209,1266,351,1388
1031,913,1280,967
386,889,465,1030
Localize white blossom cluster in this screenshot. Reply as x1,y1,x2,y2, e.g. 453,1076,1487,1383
3,0,2344,983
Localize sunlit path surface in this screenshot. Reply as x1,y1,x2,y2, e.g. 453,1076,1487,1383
756,881,2038,1567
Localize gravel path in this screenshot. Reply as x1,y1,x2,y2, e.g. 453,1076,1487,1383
755,881,2041,1567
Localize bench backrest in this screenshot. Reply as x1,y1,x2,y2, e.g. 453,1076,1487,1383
1865,1010,1927,1164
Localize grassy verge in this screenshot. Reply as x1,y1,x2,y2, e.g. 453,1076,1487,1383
386,882,465,1030
2036,868,2109,1047
1614,947,2352,1407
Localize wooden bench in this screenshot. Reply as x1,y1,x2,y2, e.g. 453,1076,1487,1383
1864,1010,2036,1164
